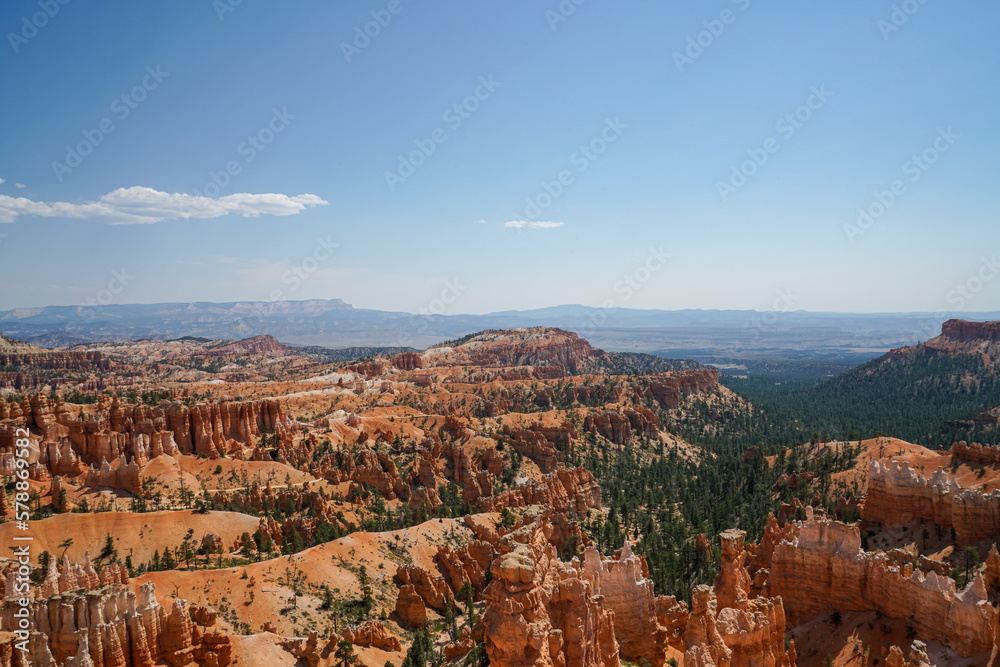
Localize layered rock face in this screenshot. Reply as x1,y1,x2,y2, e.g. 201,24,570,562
393,529,496,631
196,334,288,357
394,584,427,627
480,517,796,667
863,459,1000,544
0,582,230,667
4,394,289,475
84,458,143,492
643,370,720,409
396,564,456,614
683,586,732,667
939,319,1000,343
581,540,685,666
490,467,602,515
318,446,410,501
914,318,1000,358
952,441,1000,465
0,350,110,372
392,352,423,370
684,528,797,667
32,553,129,599
769,513,998,656
583,413,633,446
482,515,619,667
424,328,606,374
501,422,576,472
713,530,752,612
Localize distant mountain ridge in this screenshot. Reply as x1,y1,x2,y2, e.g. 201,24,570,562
3,299,999,363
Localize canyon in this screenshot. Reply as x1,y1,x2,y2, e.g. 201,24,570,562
2,324,1000,666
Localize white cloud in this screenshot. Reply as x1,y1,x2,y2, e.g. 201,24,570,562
0,186,328,224
504,220,565,229
0,178,5,184
474,219,487,224
14,184,25,189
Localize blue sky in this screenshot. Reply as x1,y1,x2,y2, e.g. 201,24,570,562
1,0,998,315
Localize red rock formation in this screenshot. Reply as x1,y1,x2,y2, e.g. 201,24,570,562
14,393,288,467
584,412,632,445
715,596,792,667
886,642,933,667
444,626,477,660
282,631,322,667
344,361,385,377
684,586,732,666
317,446,410,501
197,334,289,357
643,370,720,409
85,457,141,492
0,350,110,372
952,441,1000,465
938,319,1000,343
194,631,233,667
482,514,619,667
491,467,602,515
502,422,575,472
437,540,493,595
393,352,423,370
395,564,455,613
425,328,605,374
626,407,661,439
863,459,1000,544
163,598,195,666
768,513,997,656
581,539,686,666
696,533,713,561
0,581,230,667
50,474,69,511
683,526,797,667
713,529,751,611
341,620,402,652
394,584,427,628
34,552,128,598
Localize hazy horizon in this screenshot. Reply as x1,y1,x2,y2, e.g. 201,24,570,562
4,296,1000,319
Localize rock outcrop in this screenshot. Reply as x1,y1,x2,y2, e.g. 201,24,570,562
7,394,290,472
482,514,619,667
583,413,633,446
713,529,751,612
31,553,128,598
643,370,720,409
0,582,231,667
581,539,685,666
936,319,1000,344
423,328,605,375
394,584,427,628
769,512,997,656
0,350,110,372
684,586,732,667
952,441,1000,465
491,467,602,515
502,423,575,472
395,564,455,614
196,334,288,357
341,620,402,652
863,459,1000,544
